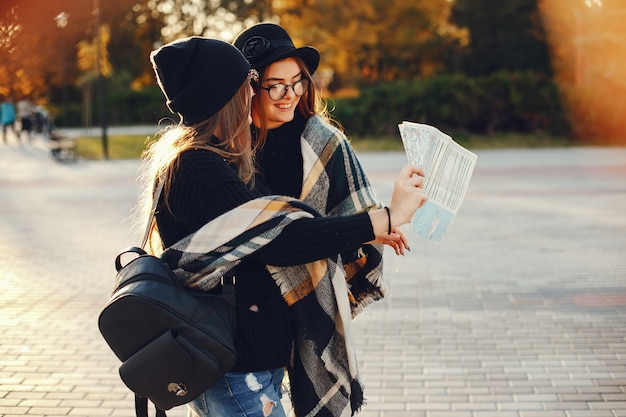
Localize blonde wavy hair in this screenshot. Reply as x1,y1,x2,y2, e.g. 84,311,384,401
135,81,255,254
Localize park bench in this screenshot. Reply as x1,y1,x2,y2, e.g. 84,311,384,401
49,131,77,162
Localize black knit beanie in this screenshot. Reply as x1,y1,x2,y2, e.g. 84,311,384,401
150,37,251,125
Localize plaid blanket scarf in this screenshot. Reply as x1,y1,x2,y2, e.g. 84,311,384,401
161,115,385,417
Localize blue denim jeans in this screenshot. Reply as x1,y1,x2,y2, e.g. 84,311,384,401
187,368,288,417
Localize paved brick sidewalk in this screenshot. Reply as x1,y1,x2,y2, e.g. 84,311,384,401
1,138,625,417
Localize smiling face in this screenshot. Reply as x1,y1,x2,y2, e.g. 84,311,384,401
251,57,304,130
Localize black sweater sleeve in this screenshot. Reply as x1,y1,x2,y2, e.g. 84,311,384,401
255,212,373,266
157,149,375,266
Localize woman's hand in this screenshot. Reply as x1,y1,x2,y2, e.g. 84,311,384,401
383,229,411,256
371,227,410,255
367,165,428,242
388,165,428,229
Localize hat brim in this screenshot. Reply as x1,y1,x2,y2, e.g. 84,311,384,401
255,46,320,75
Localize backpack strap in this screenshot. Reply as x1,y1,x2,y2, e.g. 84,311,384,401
134,183,167,417
141,180,164,249
135,395,167,417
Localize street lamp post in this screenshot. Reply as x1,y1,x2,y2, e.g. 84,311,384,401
54,12,69,127
94,0,109,159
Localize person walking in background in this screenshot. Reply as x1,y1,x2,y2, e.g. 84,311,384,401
1,96,16,144
33,104,51,136
16,98,34,142
140,36,427,417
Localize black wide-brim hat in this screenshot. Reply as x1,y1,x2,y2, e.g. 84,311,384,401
233,23,320,75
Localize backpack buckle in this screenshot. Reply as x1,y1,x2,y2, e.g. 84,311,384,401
167,382,188,397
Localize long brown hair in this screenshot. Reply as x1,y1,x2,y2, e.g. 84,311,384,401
252,56,331,148
136,81,254,254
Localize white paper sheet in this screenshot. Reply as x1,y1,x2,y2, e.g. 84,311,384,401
398,121,477,243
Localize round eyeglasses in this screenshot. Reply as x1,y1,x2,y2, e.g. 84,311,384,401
259,78,310,101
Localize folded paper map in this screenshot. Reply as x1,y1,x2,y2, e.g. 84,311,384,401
398,122,477,243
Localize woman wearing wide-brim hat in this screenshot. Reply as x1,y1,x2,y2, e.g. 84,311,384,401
233,23,415,417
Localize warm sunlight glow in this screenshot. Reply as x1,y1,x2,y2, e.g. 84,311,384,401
585,0,603,7
540,0,626,144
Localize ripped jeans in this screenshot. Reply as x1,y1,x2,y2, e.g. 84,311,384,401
187,368,288,417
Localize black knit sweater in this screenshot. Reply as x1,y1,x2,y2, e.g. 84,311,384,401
255,112,306,199
156,124,374,372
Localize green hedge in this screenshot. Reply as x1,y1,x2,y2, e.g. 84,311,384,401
51,85,170,128
59,72,570,140
331,71,570,138
105,86,170,125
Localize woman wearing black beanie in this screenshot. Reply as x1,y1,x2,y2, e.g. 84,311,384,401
140,36,428,417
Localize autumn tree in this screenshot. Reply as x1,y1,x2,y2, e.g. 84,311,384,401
142,0,274,42
450,0,552,76
277,0,468,88
0,1,150,109
130,0,467,90
0,3,62,100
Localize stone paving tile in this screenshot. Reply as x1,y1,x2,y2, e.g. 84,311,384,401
1,141,625,416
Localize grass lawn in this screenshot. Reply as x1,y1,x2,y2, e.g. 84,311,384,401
76,134,156,160
75,131,575,160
